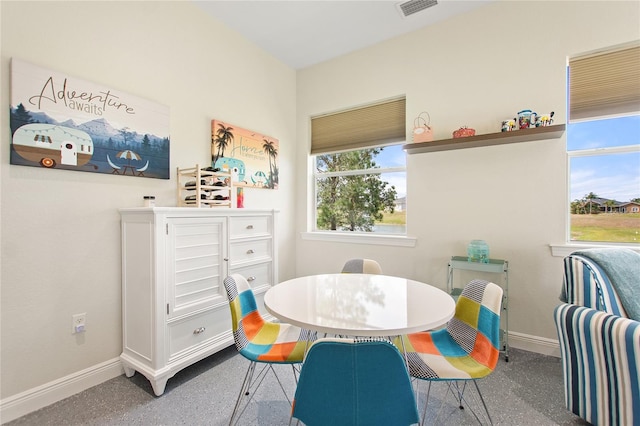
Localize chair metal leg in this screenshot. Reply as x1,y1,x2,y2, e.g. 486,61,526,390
452,381,467,409
420,381,432,426
449,380,493,426
288,417,301,426
230,361,301,426
229,361,257,425
419,380,493,426
268,364,295,406
229,362,274,425
472,380,493,425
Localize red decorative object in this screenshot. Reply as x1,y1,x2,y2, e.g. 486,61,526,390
453,127,476,138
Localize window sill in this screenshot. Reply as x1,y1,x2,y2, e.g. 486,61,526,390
302,231,417,247
550,242,640,257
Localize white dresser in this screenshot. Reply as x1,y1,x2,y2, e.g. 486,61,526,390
119,207,277,395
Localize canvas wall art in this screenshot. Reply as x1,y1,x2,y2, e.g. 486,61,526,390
211,120,278,189
9,58,170,179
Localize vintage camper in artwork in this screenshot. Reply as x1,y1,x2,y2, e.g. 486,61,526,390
12,123,93,168
214,157,246,184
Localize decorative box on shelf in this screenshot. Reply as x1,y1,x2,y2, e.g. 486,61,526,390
177,165,234,208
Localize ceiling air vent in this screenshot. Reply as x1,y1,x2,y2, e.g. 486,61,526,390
396,0,438,18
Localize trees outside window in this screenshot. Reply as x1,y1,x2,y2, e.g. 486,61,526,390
314,144,406,234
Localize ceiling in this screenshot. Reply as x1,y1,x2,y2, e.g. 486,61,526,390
196,1,493,69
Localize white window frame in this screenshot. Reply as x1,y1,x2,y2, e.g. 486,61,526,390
552,114,640,257
303,143,416,247
552,43,640,256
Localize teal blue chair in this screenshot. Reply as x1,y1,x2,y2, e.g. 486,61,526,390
289,337,419,426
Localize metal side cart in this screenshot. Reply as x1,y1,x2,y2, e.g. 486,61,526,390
447,256,509,361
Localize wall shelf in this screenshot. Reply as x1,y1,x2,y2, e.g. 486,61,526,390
403,124,566,154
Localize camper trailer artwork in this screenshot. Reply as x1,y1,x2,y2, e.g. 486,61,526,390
9,58,170,178
211,120,279,189
12,123,93,168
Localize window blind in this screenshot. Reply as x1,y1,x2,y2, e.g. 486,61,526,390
311,98,406,155
569,45,640,121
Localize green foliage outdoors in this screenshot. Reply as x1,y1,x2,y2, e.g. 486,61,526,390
571,213,640,244
316,148,397,232
377,210,406,225
570,191,639,243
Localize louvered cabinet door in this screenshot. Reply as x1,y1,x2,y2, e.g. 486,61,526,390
165,216,227,319
164,216,232,365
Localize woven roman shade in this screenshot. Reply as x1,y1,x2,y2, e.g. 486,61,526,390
569,45,640,121
311,98,406,155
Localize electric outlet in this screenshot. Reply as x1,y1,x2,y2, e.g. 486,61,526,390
72,313,86,334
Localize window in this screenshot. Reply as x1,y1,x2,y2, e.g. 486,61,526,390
314,144,406,234
567,45,640,244
311,98,407,235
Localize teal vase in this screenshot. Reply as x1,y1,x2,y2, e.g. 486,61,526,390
467,240,490,263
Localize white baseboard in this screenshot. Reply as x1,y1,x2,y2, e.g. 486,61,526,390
0,358,124,424
0,332,562,424
507,331,561,358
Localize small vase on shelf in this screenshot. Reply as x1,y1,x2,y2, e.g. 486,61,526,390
467,240,489,263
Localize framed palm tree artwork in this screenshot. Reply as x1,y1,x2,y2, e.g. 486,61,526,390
211,119,279,189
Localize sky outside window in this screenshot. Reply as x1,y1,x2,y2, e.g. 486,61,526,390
568,115,640,202
374,144,407,198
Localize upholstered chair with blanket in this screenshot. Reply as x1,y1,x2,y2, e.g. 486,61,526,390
554,248,640,426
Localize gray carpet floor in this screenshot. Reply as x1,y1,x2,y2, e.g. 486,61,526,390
6,347,589,425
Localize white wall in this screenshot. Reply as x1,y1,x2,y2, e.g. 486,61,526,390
0,0,297,412
295,1,640,349
2,0,639,421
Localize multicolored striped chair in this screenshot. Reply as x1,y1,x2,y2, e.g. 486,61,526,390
223,274,315,425
290,337,419,426
395,279,503,425
341,258,383,274
554,249,640,426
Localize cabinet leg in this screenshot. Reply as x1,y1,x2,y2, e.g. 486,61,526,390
151,378,168,396
123,365,136,378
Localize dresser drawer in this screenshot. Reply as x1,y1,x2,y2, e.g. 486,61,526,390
229,216,271,239
229,261,272,290
167,308,231,361
229,238,271,264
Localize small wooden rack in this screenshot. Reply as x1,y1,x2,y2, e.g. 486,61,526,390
177,165,234,208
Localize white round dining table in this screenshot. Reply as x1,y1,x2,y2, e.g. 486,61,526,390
263,273,456,337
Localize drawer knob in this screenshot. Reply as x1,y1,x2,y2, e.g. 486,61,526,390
246,225,254,229
193,327,206,335
247,276,256,282
246,249,254,254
